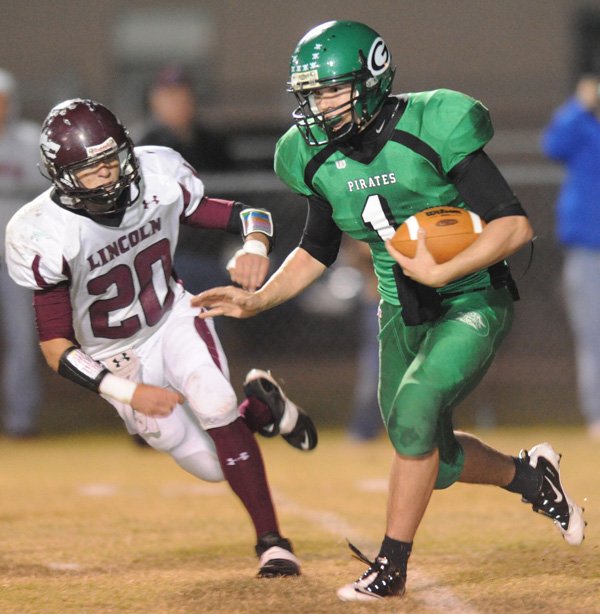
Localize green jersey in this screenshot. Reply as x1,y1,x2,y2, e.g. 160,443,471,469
275,88,500,305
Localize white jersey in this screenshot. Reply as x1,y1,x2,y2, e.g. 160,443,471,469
5,146,205,361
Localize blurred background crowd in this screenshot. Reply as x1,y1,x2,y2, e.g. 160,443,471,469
1,0,600,440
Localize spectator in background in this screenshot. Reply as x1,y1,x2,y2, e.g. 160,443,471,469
0,68,46,438
138,65,236,297
136,65,238,450
343,239,382,442
137,64,233,172
542,74,600,441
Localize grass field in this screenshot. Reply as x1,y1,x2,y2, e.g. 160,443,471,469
1,426,598,613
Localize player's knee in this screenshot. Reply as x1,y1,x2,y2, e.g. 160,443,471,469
389,434,435,457
384,384,442,456
151,412,224,482
144,414,187,452
175,450,224,482
435,449,465,490
386,410,437,457
185,373,238,429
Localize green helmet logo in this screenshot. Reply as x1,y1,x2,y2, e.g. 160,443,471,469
368,37,391,76
288,21,395,146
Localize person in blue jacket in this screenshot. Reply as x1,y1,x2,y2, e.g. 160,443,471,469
542,74,600,440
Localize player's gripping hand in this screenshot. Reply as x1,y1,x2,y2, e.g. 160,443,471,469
386,228,444,287
191,286,261,319
227,251,269,292
131,384,184,417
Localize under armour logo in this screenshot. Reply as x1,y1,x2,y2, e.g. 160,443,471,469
226,451,250,466
112,352,131,369
143,195,159,209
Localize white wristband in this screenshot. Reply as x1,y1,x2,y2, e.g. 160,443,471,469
242,239,268,257
99,373,137,405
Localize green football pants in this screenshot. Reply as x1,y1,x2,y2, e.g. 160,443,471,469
378,287,514,489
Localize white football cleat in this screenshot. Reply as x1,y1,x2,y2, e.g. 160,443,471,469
521,442,585,546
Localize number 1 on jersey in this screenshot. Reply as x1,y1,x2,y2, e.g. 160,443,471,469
361,194,398,240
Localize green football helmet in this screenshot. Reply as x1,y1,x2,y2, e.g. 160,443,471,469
288,20,395,146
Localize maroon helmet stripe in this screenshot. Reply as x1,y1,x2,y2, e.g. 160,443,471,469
193,316,222,372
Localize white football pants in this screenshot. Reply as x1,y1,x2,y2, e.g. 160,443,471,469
102,293,243,482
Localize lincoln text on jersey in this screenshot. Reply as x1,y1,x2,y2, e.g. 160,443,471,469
87,218,162,271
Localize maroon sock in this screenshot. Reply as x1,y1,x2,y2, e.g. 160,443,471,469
207,417,278,538
239,397,273,433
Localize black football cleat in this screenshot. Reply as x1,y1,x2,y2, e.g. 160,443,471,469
243,369,318,451
337,542,406,602
256,532,301,578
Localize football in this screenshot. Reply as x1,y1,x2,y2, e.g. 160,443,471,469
390,206,486,263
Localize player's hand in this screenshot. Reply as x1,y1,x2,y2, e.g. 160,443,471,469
386,229,445,287
130,383,184,417
227,251,269,292
191,285,263,319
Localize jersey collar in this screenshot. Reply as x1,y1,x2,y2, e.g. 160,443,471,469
51,189,130,227
335,96,408,164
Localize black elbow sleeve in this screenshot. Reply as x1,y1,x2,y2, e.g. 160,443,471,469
448,150,527,222
299,196,343,266
300,234,342,267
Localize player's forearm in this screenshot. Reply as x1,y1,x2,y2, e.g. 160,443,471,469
253,247,327,311
40,337,76,372
434,216,533,287
41,338,137,405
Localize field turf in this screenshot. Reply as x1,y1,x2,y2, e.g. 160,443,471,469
1,427,598,613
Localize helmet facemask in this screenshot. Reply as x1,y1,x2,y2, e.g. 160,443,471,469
40,98,140,216
52,142,139,215
291,71,367,146
288,21,395,147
